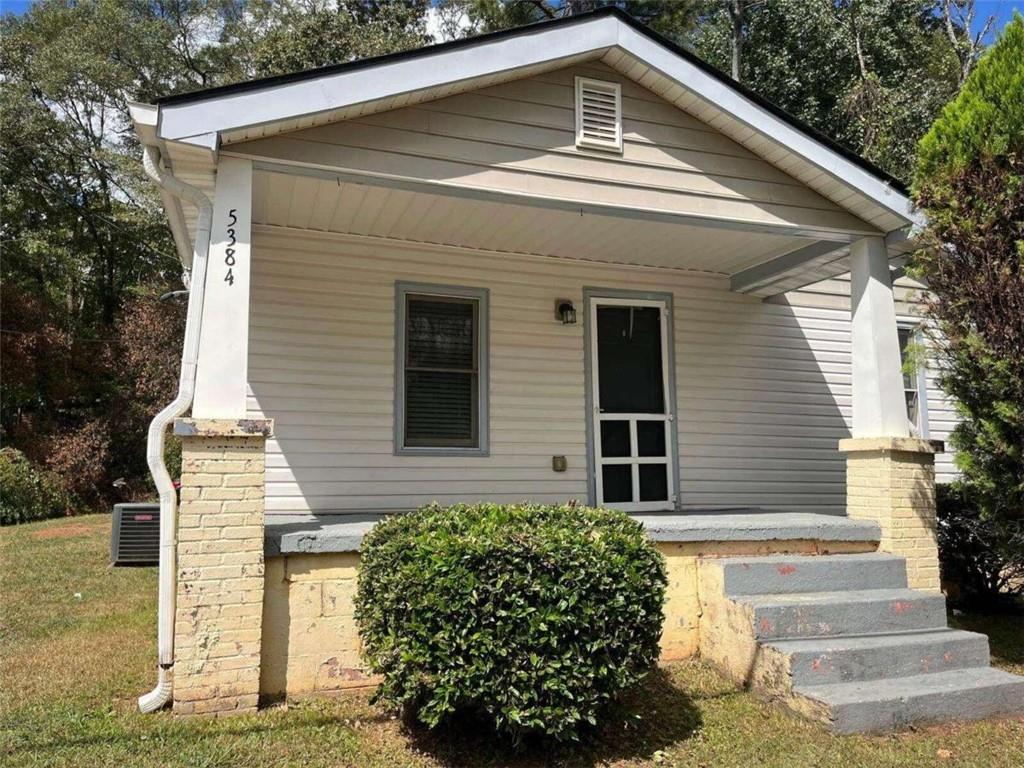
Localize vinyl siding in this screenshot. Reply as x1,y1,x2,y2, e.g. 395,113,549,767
249,227,862,516
229,62,876,239
780,275,959,482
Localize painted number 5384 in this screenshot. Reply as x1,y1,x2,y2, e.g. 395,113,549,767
224,208,238,285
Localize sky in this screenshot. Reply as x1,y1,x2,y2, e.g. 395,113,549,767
1,0,1020,44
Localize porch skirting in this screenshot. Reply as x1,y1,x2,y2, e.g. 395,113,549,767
257,515,880,702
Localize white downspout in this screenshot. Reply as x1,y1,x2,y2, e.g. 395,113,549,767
138,145,214,713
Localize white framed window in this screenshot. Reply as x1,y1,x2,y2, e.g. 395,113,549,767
897,322,930,437
575,76,622,152
394,282,489,455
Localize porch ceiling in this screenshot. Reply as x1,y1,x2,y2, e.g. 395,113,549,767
251,168,818,276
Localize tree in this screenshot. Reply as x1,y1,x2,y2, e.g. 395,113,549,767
912,13,1024,597
0,0,433,512
231,0,430,79
436,0,701,44
690,0,966,182
1,0,193,503
941,0,996,85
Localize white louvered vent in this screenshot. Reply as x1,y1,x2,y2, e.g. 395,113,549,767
574,76,622,152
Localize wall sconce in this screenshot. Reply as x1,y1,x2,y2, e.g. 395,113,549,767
555,299,577,325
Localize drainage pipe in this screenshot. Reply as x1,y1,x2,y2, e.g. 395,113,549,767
138,145,214,713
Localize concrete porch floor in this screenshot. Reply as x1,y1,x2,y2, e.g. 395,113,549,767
264,508,881,555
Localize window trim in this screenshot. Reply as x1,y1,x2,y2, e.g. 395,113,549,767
394,281,489,456
897,319,930,438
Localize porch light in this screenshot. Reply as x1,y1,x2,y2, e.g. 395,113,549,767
556,300,577,325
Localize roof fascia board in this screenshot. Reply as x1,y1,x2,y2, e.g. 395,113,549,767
244,155,862,243
612,24,919,229
157,15,618,143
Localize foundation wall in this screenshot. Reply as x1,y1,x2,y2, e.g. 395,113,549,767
260,538,877,698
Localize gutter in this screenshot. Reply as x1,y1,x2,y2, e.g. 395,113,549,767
127,102,195,280
137,144,214,713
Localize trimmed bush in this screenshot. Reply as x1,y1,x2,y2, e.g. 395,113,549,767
355,503,667,742
0,448,72,525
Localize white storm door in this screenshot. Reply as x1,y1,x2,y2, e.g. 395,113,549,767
590,298,675,512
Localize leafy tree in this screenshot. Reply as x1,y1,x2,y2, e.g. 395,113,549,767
437,0,702,44
231,0,430,79
691,0,967,182
912,13,1024,598
1,0,193,504
0,0,431,512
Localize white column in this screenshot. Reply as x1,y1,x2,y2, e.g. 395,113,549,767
193,157,253,418
849,236,909,438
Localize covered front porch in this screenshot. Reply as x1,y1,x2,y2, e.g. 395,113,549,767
191,157,925,517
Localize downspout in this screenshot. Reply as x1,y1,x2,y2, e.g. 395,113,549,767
138,144,214,713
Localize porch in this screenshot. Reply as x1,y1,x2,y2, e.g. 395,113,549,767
251,504,1024,734
257,507,884,701
199,167,924,518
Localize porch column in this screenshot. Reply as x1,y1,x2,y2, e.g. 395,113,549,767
850,236,907,439
193,156,253,418
841,236,941,591
172,417,273,716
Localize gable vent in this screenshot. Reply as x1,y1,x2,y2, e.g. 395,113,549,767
575,76,622,152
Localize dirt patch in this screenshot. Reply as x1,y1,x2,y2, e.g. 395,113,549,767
31,522,97,540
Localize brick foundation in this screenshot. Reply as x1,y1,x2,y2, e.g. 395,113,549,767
172,418,272,716
839,437,944,591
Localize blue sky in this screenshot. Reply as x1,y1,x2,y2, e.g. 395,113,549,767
1,0,1019,44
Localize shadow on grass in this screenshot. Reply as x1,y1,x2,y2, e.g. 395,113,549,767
404,667,702,768
949,610,1024,673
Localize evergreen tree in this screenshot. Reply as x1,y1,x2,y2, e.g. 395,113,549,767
913,14,1024,601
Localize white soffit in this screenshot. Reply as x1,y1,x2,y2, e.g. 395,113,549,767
250,168,809,275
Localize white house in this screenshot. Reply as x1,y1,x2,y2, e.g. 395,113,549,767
129,8,1022,732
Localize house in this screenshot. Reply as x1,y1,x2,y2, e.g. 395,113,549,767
129,8,1023,731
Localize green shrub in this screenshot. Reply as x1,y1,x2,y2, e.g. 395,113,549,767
912,15,1024,552
0,448,72,525
355,503,667,742
937,483,1024,611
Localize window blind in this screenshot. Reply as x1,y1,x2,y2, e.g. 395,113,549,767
404,295,478,447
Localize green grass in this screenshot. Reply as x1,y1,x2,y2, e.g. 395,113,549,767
1,514,1022,767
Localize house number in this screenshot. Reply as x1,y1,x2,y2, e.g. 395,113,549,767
224,208,238,286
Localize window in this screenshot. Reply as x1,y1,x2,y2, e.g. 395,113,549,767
395,283,488,454
575,77,622,152
897,323,929,436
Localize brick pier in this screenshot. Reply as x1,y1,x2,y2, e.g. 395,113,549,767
839,437,944,591
171,418,272,716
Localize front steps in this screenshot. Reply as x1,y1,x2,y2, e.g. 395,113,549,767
700,553,1024,733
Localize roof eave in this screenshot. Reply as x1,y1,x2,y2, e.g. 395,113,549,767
142,8,921,246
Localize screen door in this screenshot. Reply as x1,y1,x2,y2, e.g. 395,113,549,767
590,297,675,512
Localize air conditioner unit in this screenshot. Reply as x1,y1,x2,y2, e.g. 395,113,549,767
111,503,160,566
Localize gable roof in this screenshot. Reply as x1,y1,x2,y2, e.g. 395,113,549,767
158,7,906,196
135,6,923,278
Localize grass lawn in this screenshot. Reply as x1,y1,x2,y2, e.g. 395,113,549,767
1,514,1022,767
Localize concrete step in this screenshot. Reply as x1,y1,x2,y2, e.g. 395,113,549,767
796,667,1024,734
765,629,991,686
719,553,907,596
738,589,947,640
